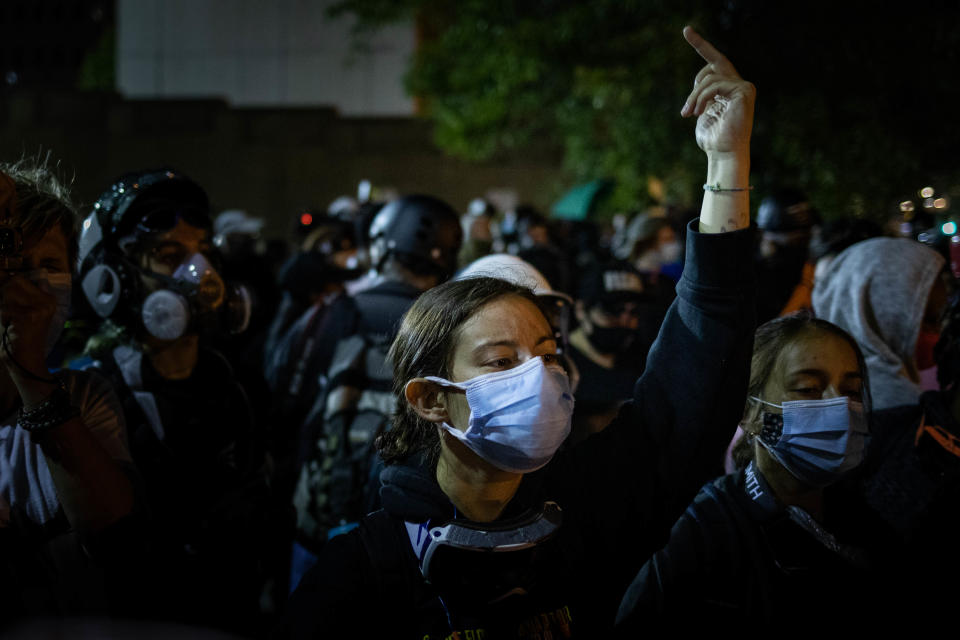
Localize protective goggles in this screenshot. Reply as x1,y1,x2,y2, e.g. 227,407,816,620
416,501,562,606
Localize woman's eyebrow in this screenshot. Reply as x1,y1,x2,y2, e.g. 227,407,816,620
787,368,828,379
787,368,862,380
472,334,555,354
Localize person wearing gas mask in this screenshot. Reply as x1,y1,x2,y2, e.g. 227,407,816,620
0,160,138,620
279,26,756,638
75,168,272,632
567,260,673,444
754,188,820,325
615,313,907,630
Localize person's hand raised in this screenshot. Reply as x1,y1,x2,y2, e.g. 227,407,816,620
681,26,755,157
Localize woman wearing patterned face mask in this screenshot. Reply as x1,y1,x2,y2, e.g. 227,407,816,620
280,26,758,638
616,313,904,630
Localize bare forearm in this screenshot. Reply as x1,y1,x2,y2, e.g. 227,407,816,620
699,151,751,234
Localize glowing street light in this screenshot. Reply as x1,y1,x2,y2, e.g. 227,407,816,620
921,186,935,198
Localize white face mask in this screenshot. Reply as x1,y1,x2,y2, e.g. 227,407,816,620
421,356,575,473
25,269,72,356
750,395,870,487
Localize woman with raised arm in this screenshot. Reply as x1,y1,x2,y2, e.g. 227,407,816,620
278,27,757,638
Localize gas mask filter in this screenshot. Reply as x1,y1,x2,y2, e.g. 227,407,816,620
141,252,250,340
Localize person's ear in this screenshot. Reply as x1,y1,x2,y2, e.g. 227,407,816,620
404,378,449,423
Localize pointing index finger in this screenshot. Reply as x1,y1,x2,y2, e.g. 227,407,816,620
683,26,734,73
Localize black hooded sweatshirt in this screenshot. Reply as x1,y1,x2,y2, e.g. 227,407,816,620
277,222,756,639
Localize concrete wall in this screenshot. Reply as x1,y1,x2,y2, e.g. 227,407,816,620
117,0,416,116
0,90,561,237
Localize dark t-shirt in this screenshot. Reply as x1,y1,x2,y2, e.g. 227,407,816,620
568,345,640,444
92,345,271,631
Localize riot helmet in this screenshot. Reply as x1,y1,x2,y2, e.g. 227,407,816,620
368,194,463,280
757,188,820,233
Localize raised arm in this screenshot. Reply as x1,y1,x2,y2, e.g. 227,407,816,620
681,26,755,234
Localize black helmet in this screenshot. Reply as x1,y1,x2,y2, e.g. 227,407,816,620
757,188,820,232
368,194,462,279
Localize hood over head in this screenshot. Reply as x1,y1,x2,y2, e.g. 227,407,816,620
813,237,945,410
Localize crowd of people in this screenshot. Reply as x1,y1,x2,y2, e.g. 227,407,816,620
1,26,957,638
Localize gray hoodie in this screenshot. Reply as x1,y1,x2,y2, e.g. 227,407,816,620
812,237,944,410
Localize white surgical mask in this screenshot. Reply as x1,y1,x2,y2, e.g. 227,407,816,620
750,395,869,487
421,356,575,473
25,269,72,356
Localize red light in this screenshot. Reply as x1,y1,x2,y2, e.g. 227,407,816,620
300,212,313,226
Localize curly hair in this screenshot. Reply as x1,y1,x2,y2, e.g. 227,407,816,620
0,153,79,266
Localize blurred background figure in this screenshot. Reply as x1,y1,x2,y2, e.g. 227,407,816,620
568,260,672,443
264,212,361,362
627,212,683,282
513,204,572,296
856,284,960,615
288,194,462,591
808,218,884,286
457,197,497,269
754,188,820,325
344,200,386,295
211,208,277,373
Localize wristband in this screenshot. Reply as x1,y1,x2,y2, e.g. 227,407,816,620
17,381,79,439
703,183,753,192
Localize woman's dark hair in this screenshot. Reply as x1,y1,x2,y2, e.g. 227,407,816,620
379,276,542,467
731,311,872,469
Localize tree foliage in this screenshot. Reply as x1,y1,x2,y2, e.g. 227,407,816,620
332,0,960,220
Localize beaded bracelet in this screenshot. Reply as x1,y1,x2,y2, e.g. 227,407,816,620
17,382,80,439
703,183,754,192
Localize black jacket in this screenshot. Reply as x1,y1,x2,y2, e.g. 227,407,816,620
615,460,902,632
278,222,756,638
859,391,960,611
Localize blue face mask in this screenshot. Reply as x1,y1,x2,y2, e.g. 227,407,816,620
423,356,575,473
750,395,870,488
